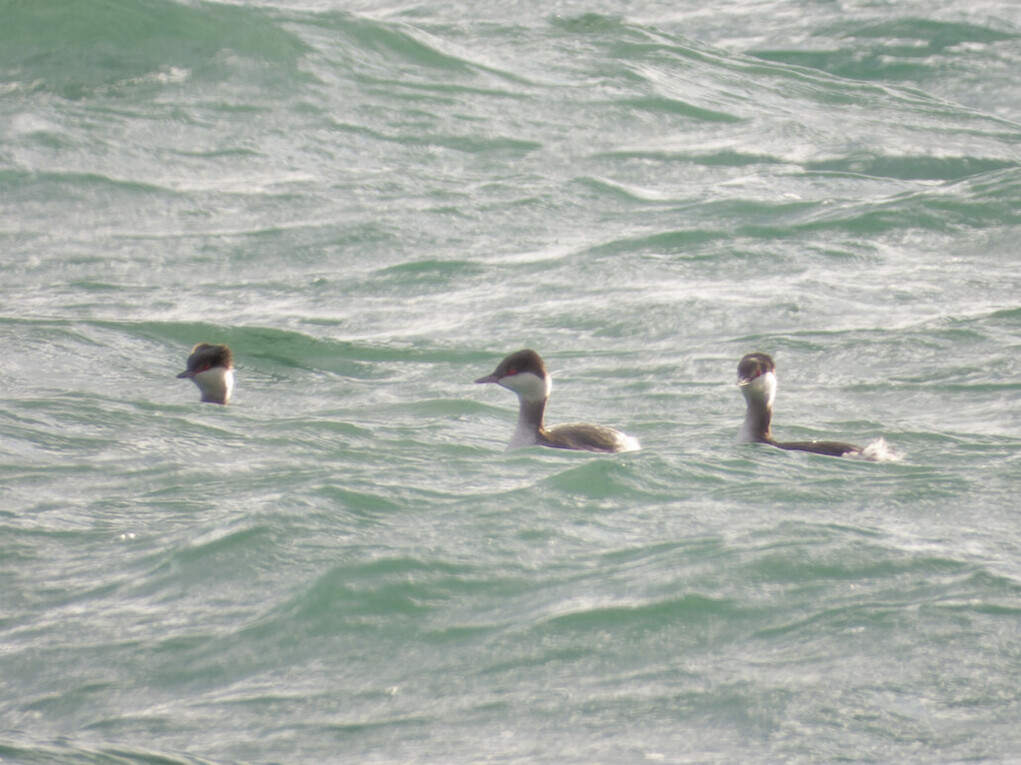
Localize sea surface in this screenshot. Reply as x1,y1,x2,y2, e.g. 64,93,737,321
2,1,1020,763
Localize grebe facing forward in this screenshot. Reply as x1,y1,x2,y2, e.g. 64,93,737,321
178,343,234,405
737,352,862,458
475,349,639,453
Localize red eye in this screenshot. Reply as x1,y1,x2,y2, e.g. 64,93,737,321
506,367,517,376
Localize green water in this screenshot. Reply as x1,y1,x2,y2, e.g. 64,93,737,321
1,1,1019,762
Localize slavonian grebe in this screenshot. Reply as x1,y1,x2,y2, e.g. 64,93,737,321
177,343,234,405
737,352,862,457
475,349,639,453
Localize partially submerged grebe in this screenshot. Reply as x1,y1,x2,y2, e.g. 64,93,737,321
177,343,233,405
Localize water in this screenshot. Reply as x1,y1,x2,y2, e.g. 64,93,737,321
2,1,1020,762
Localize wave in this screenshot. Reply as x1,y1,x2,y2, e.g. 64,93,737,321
0,0,308,97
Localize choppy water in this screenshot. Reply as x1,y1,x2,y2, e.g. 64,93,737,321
2,1,1020,763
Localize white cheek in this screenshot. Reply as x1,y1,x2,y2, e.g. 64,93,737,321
760,371,776,407
499,371,549,401
193,367,218,386
193,367,233,401
741,371,776,407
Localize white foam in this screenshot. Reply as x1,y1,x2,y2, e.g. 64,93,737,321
618,434,642,453
847,437,902,463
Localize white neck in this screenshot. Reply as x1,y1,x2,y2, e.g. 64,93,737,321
738,410,764,443
508,407,542,449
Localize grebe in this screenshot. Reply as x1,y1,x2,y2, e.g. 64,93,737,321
475,349,639,453
737,352,861,457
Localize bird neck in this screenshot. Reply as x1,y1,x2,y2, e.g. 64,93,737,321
740,395,773,443
510,396,548,449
